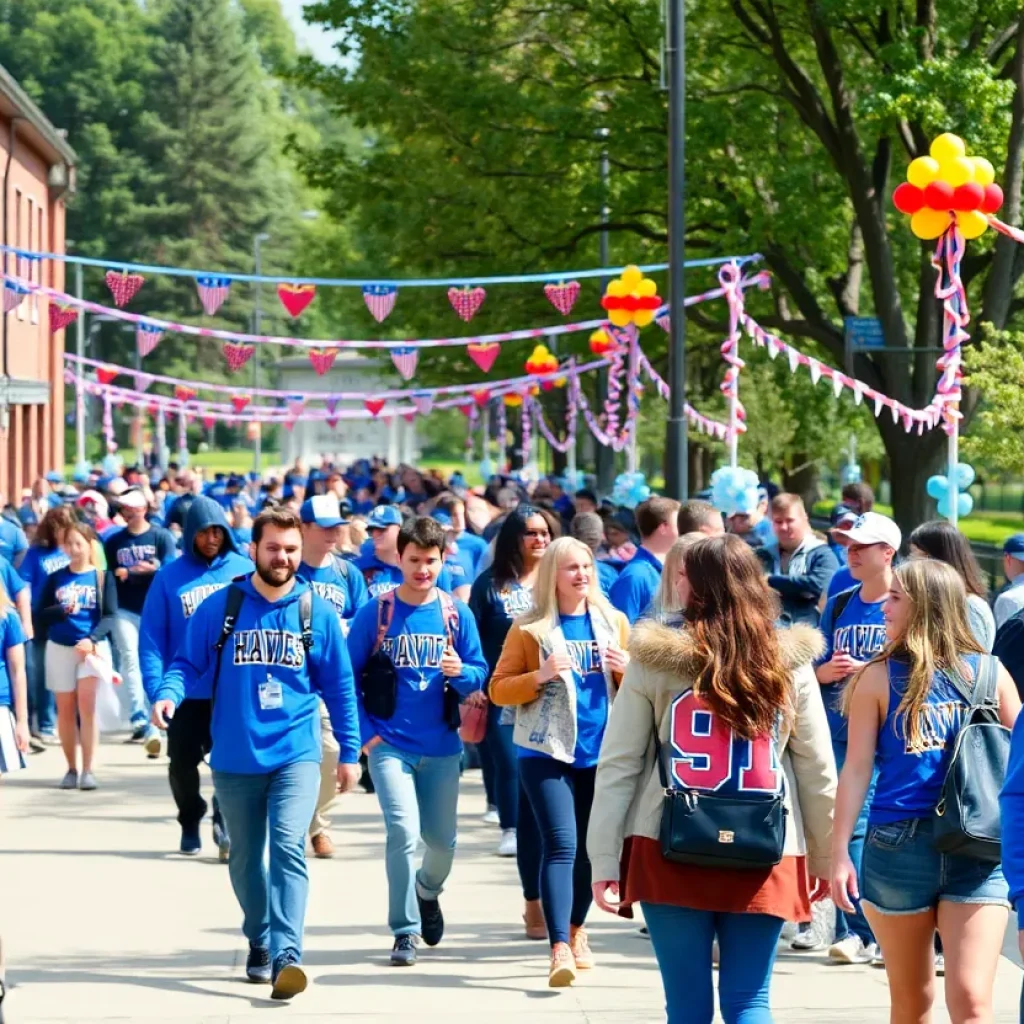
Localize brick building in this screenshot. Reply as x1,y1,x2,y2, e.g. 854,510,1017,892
0,65,75,500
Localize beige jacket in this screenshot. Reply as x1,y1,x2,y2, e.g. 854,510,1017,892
587,619,837,884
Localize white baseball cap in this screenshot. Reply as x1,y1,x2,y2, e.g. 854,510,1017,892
835,511,901,551
117,488,149,510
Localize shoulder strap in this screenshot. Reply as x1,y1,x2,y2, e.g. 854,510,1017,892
331,552,350,579
832,585,858,624
95,567,104,619
970,653,1000,707
438,588,459,649
299,589,314,652
211,583,246,710
371,591,395,655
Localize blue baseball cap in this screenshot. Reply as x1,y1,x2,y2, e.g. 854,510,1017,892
1004,534,1024,559
300,495,347,528
367,505,402,530
432,510,453,528
45,471,63,484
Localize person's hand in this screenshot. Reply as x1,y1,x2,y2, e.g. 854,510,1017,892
539,650,572,683
151,700,176,730
74,638,96,661
336,761,361,793
361,735,383,756
114,567,129,581
819,654,859,683
14,717,29,754
831,851,859,913
604,645,629,674
440,646,463,679
592,880,621,915
809,876,830,903
129,561,158,574
463,690,487,708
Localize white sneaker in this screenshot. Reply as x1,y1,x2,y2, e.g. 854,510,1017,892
482,806,500,826
497,829,517,857
934,953,945,975
144,731,163,759
872,946,885,968
828,935,874,964
790,926,825,951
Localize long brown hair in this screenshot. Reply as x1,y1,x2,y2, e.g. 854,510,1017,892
36,505,75,549
683,535,791,739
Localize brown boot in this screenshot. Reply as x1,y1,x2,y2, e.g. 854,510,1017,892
311,833,335,859
523,899,546,940
570,925,594,969
548,942,576,988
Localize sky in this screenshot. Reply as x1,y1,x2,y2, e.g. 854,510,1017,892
279,0,342,65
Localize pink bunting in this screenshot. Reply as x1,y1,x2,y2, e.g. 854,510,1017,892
49,304,78,334
448,287,486,322
223,342,255,372
105,271,145,308
364,398,386,417
309,349,338,376
277,283,316,319
411,395,433,415
543,281,580,316
390,348,418,381
231,395,251,413
467,342,500,373
326,417,339,430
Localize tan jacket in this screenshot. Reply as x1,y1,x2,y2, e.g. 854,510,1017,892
586,619,836,883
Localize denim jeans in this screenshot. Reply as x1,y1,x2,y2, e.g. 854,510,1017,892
479,701,518,829
112,610,147,727
213,761,319,964
368,743,461,936
25,637,54,734
642,902,785,1024
832,740,876,946
519,756,596,945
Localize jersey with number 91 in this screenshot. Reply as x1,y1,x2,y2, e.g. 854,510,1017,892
667,690,783,796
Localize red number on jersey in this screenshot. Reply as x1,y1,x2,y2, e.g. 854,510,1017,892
668,691,781,794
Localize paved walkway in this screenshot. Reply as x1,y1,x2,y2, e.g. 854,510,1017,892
0,741,1020,1023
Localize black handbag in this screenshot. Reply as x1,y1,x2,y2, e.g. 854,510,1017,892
933,654,1010,863
359,597,399,720
656,735,787,870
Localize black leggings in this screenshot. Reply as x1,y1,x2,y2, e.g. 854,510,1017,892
166,698,224,834
519,757,596,946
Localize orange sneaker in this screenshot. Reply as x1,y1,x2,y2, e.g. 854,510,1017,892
523,899,546,941
311,833,335,859
548,942,576,988
570,925,594,969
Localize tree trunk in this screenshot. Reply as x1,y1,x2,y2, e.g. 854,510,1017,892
781,457,820,512
882,423,947,537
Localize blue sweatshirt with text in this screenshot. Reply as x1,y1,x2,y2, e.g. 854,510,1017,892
154,576,360,773
140,497,254,703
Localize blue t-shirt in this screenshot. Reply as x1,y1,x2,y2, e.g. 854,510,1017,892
0,556,26,604
0,519,27,565
445,543,476,590
0,609,26,707
609,546,663,624
46,567,105,646
816,586,888,741
596,559,620,597
19,546,69,606
469,570,534,673
354,554,455,600
299,558,370,633
826,565,856,600
870,655,976,826
456,531,488,574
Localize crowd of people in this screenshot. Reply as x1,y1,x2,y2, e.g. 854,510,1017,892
2,457,1024,1020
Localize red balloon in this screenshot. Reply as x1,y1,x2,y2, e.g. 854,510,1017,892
893,182,924,214
951,182,984,212
923,180,955,209
981,183,1004,214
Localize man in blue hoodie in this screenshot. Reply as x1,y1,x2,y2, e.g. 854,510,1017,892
151,506,361,1001
140,496,254,857
347,516,488,967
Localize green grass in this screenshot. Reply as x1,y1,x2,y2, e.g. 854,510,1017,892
813,501,1018,547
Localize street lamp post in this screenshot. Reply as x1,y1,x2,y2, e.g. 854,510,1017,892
664,0,688,499
252,232,270,476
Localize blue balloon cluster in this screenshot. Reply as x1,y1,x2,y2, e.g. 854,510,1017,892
926,462,975,520
612,472,651,510
101,453,122,476
841,462,862,485
710,466,760,517
477,459,495,482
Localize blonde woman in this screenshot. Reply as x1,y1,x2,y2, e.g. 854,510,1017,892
490,537,630,987
832,559,1019,1024
34,521,118,791
650,532,704,623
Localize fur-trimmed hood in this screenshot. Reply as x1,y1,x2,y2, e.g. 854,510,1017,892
629,618,825,678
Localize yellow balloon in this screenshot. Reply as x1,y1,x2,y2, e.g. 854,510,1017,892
608,308,632,327
939,156,974,187
620,264,643,290
972,157,995,187
911,208,952,240
606,279,627,298
958,210,988,239
636,277,658,298
907,156,940,188
633,309,655,328
930,133,966,163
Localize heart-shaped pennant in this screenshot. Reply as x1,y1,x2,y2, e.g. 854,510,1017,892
97,367,119,385
467,342,500,373
402,412,416,424
458,401,475,417
411,394,433,415
363,284,397,323
391,347,419,381
231,395,251,413
364,398,386,417
202,415,216,430
283,419,296,432
133,373,153,393
543,280,581,316
473,388,491,408
223,341,255,372
174,385,197,402
447,286,486,322
277,283,316,318
326,417,340,430
105,270,145,307
309,348,338,376
49,304,78,334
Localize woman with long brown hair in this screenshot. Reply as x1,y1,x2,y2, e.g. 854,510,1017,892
588,534,836,1023
832,559,1019,1024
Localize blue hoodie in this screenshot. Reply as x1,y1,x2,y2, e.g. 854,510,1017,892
139,497,254,703
1000,711,1024,909
153,576,360,774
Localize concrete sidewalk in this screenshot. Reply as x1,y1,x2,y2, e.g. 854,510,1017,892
0,741,1020,1023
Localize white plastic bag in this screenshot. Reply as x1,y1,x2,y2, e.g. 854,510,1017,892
87,654,124,734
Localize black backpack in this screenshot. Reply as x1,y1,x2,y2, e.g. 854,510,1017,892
210,580,314,710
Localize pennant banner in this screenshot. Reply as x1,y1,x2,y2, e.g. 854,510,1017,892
223,342,255,372
136,322,164,358
448,286,486,322
309,348,338,376
196,276,231,316
363,284,397,323
49,303,78,334
467,342,500,373
277,283,316,319
544,281,581,316
2,282,26,313
390,347,418,381
105,270,145,308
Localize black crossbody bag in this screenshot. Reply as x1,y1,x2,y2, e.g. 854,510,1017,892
655,733,787,871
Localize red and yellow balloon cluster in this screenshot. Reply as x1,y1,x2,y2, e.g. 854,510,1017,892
892,133,1003,240
589,328,616,355
524,344,558,376
600,265,661,328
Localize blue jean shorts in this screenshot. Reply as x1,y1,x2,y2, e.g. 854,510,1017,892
861,815,1010,915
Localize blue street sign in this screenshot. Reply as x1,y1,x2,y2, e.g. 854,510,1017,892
845,317,885,349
